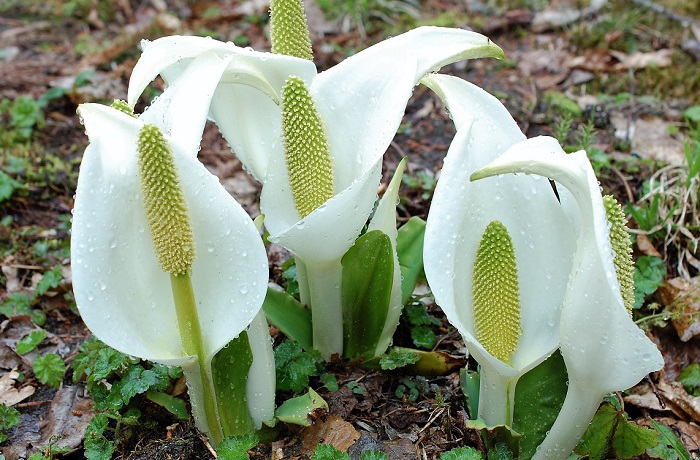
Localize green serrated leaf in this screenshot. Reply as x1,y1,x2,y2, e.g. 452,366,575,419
312,444,350,460
513,350,568,459
84,414,115,460
274,340,321,393
16,329,47,355
649,420,690,460
633,256,666,309
33,353,65,387
487,442,514,460
411,326,436,349
440,446,485,460
379,349,420,370
576,403,618,460
216,434,259,460
677,363,700,396
0,404,21,439
612,418,659,458
35,267,63,296
0,292,34,317
396,216,426,304
360,450,388,460
342,230,394,360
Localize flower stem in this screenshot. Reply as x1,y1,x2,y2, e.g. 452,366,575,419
295,257,311,307
171,273,222,444
304,257,344,360
532,382,602,460
477,364,513,426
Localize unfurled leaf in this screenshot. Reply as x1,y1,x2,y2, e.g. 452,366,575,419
379,349,420,370
648,420,690,460
263,288,313,351
396,216,426,304
84,414,115,460
677,363,700,396
633,256,666,309
35,266,63,296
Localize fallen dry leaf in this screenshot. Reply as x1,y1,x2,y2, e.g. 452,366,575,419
636,233,663,258
301,414,360,452
609,49,674,69
658,277,700,342
658,378,700,423
611,115,686,166
30,386,95,456
637,417,700,454
0,368,35,407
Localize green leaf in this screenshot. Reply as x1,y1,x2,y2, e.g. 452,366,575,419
312,444,350,460
33,353,65,387
612,418,659,458
410,326,436,349
274,340,322,393
216,434,259,460
460,369,480,420
0,404,21,442
0,170,22,203
633,256,666,309
513,350,568,459
576,402,660,460
341,230,394,360
263,288,313,351
487,442,514,460
683,105,700,123
275,388,328,426
146,391,189,420
360,451,388,460
379,349,420,370
320,373,339,392
16,329,47,355
84,414,115,460
677,363,700,396
0,292,34,317
440,446,485,460
35,267,63,296
649,420,690,460
396,216,426,304
212,331,255,436
404,303,441,327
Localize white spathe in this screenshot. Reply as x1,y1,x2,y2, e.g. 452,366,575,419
422,74,577,425
72,52,272,432
472,140,665,459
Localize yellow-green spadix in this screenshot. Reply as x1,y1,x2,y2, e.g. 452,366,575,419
422,74,577,426
71,52,272,438
471,138,664,460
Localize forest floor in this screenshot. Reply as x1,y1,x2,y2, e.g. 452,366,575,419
1,0,700,459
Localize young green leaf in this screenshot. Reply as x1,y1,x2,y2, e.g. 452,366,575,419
312,444,350,460
410,326,436,349
396,216,426,304
440,446,485,460
0,404,21,443
487,442,514,460
0,171,22,203
677,363,700,396
84,414,115,460
512,351,568,459
35,266,63,296
341,230,394,360
33,353,65,387
216,434,259,460
379,349,420,370
274,340,322,393
359,451,388,460
633,256,666,309
263,288,313,351
16,329,47,355
145,391,189,420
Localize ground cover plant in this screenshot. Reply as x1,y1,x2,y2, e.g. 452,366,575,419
1,0,700,459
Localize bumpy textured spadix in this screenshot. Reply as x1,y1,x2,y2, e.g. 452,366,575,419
270,0,313,60
604,195,635,315
282,76,334,218
137,124,195,275
110,99,136,117
473,221,521,364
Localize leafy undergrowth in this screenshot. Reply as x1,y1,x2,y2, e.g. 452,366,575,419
1,0,700,459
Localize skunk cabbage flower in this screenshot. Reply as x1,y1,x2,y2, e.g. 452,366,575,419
421,74,577,425
472,139,664,459
72,53,271,442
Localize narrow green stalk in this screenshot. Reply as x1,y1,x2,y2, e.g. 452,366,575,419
477,364,513,427
305,257,344,360
532,383,603,459
295,257,311,307
171,273,222,444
